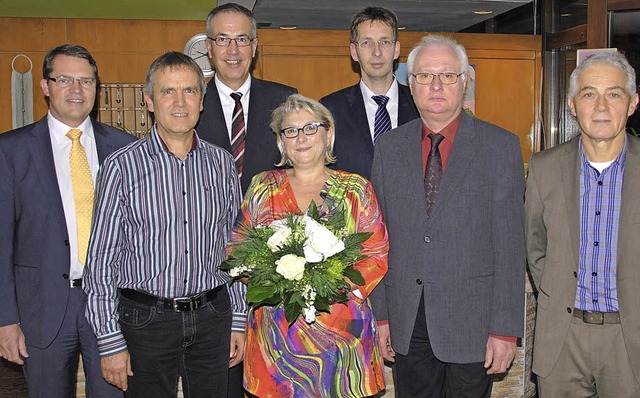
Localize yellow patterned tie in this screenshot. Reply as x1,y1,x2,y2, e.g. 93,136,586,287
66,129,94,265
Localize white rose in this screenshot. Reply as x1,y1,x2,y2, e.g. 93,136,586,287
267,225,292,252
303,305,317,323
275,254,306,281
302,217,345,262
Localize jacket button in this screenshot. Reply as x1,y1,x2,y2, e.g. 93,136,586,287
64,240,69,247
62,273,69,280
416,279,423,285
424,236,431,243
566,307,572,314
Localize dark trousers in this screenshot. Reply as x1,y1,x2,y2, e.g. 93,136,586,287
23,287,122,398
395,296,492,398
119,288,232,398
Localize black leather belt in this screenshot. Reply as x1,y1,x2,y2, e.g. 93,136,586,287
120,286,224,312
71,278,83,288
573,308,620,325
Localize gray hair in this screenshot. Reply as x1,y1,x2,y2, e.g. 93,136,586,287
270,94,336,167
407,34,470,79
569,51,637,98
144,52,206,99
206,3,257,39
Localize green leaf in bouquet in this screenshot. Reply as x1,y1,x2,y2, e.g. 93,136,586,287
307,200,321,221
326,210,346,231
343,231,373,248
283,292,303,324
343,267,365,286
314,298,332,313
246,281,280,305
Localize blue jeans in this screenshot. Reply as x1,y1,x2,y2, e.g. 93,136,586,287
118,288,232,398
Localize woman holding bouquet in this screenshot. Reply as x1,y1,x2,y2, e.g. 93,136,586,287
227,94,389,397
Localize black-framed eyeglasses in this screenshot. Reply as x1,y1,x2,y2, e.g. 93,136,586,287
280,122,327,139
47,75,97,88
352,39,396,50
411,72,465,85
207,36,255,47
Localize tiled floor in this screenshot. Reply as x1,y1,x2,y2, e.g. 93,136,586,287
0,360,28,397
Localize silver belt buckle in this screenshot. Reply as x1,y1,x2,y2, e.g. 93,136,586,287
172,297,193,312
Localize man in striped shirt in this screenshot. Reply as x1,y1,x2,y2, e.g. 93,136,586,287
526,51,640,397
84,52,244,397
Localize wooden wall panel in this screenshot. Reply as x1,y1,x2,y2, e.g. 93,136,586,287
0,17,541,163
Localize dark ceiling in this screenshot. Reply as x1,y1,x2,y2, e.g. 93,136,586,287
252,0,536,33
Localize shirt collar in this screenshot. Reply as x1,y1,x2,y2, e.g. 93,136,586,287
421,111,463,143
47,112,94,145
579,135,627,171
359,77,399,105
147,124,201,157
214,74,251,103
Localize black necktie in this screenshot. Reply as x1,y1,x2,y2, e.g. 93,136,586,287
424,133,445,216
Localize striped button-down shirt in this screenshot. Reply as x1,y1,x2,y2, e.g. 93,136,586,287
576,138,624,313
84,126,245,356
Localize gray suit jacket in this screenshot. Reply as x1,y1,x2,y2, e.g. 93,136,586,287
196,76,297,194
370,112,526,363
0,117,135,348
526,135,640,382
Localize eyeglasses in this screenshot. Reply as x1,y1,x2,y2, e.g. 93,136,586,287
280,122,327,139
207,36,255,47
352,39,396,50
411,72,465,85
47,76,97,88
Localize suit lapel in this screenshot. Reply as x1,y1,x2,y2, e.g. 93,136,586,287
398,83,418,125
203,77,231,152
29,118,67,228
560,137,581,266
428,113,477,220
92,119,115,164
346,84,374,151
619,137,640,276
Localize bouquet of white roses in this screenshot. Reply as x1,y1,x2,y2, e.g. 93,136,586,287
220,202,370,324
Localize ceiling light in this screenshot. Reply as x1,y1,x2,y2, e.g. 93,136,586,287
561,13,573,17
474,10,494,15
398,26,406,30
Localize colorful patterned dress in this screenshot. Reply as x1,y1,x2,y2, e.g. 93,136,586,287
228,169,389,398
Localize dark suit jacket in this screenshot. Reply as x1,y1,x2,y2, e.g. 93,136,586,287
320,82,418,179
0,117,135,349
370,113,526,363
196,76,297,194
526,135,640,382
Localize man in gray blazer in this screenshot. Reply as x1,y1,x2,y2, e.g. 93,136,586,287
0,45,134,397
370,34,525,397
526,52,640,397
320,6,418,179
196,3,297,195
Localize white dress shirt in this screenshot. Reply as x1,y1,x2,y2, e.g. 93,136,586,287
359,77,400,142
47,112,99,280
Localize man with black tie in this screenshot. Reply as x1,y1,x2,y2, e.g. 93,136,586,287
197,2,297,195
320,6,418,179
0,44,135,397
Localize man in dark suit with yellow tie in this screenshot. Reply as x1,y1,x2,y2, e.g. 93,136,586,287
0,44,134,397
320,6,418,179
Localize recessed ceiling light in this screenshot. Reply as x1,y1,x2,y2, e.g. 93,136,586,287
279,26,297,30
474,10,494,15
398,26,406,30
561,13,573,17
